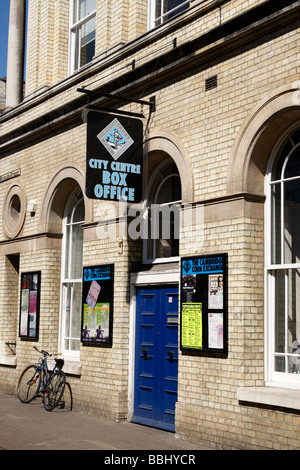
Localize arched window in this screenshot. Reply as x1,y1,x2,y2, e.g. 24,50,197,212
59,188,85,358
267,126,300,385
143,160,182,263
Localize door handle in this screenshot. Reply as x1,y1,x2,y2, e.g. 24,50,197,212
167,350,174,360
142,348,148,358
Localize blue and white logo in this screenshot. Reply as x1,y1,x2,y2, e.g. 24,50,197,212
182,260,192,274
97,118,134,160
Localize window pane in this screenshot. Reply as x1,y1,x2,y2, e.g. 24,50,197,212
64,283,82,352
155,205,179,258
155,0,162,21
80,16,96,68
156,175,181,204
64,225,71,278
272,139,292,181
271,183,281,264
154,0,189,26
284,179,300,264
73,198,85,223
284,146,300,179
73,0,78,23
70,282,82,351
274,269,300,374
274,270,285,372
291,128,300,146
70,223,84,279
79,0,96,20
64,286,71,346
166,0,189,19
287,269,300,352
287,269,300,374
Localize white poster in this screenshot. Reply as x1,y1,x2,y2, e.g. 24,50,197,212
208,313,224,349
208,274,223,309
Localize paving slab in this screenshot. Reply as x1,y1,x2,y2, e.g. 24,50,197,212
0,391,213,452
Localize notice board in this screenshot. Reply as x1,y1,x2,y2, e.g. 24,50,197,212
180,254,228,355
81,264,114,345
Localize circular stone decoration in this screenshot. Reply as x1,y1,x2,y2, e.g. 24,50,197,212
3,184,27,238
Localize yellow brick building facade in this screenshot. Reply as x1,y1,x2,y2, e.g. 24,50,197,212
1,0,300,449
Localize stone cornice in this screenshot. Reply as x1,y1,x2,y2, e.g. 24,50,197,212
0,232,62,255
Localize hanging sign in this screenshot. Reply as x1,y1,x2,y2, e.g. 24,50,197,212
180,254,228,355
86,111,143,202
19,271,41,340
81,264,114,345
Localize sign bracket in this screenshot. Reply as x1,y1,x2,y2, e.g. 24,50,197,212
85,104,144,119
77,88,156,115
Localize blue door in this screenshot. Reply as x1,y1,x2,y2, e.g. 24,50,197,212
133,285,179,432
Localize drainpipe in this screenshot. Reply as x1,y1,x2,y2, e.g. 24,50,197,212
6,0,26,109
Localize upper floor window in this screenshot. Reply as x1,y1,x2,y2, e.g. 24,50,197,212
69,0,96,74
148,0,190,29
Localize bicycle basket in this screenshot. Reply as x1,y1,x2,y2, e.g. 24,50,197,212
55,358,64,370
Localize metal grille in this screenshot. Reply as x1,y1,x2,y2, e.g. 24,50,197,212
205,75,218,91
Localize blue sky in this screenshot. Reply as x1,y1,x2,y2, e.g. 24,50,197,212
0,0,10,78
0,0,28,79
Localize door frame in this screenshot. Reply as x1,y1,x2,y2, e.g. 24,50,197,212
128,267,179,423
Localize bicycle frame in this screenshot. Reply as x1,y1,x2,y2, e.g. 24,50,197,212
38,356,58,393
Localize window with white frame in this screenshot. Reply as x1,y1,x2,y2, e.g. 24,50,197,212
60,189,85,358
143,160,181,263
148,0,190,29
266,126,300,386
69,0,96,74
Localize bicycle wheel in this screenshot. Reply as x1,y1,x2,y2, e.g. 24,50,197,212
59,382,73,411
17,365,41,403
43,370,66,411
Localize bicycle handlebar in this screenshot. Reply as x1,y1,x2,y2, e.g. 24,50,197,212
33,346,61,357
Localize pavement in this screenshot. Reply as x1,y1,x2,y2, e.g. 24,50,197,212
0,390,214,452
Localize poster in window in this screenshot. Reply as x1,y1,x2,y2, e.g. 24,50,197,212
81,264,114,345
180,254,227,355
19,272,41,340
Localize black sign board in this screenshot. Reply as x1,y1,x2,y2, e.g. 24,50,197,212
86,111,143,203
81,264,114,345
19,271,41,340
180,254,228,355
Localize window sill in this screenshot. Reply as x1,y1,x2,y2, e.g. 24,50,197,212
237,386,300,411
0,355,17,367
48,359,82,376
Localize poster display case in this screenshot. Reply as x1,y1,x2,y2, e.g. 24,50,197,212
81,264,114,345
180,254,228,356
19,271,41,340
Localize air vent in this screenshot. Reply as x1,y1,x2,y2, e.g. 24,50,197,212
205,75,218,91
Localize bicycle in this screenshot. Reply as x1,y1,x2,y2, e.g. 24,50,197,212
17,346,66,411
